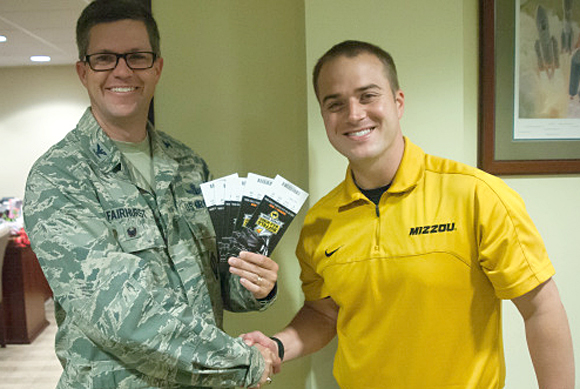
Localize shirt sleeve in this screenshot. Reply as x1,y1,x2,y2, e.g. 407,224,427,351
24,164,264,388
476,176,555,300
220,270,277,312
295,214,331,301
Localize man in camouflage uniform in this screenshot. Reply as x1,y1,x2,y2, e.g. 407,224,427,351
23,1,278,387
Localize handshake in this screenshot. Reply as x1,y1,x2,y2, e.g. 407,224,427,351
238,296,339,387
242,331,284,388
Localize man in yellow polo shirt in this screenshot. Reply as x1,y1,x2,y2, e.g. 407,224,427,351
242,40,575,388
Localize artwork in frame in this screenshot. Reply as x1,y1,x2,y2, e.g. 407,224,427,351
479,0,580,175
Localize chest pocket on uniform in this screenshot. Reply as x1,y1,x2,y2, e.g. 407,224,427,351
105,207,166,253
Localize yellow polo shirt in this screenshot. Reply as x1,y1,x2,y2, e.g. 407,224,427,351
296,138,554,389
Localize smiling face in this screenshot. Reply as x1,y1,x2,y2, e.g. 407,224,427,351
76,19,163,139
317,53,405,174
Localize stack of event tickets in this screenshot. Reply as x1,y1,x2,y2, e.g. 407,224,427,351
201,173,309,262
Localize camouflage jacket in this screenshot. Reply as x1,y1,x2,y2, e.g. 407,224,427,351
23,109,272,388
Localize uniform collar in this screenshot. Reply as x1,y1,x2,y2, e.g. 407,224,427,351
149,127,188,161
77,108,123,174
77,108,178,174
340,137,425,205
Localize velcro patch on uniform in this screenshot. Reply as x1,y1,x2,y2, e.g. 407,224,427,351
105,207,147,222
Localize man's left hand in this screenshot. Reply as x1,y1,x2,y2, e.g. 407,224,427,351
228,251,278,299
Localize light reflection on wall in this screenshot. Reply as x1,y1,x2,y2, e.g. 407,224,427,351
0,66,88,199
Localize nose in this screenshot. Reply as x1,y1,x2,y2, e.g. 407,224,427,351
112,56,132,76
347,99,366,122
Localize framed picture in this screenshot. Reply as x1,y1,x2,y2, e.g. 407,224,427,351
479,0,580,175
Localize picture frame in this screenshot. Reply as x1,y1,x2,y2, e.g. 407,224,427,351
478,0,580,175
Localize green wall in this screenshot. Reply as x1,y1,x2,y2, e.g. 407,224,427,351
303,1,479,388
305,0,479,203
153,1,580,388
153,1,310,388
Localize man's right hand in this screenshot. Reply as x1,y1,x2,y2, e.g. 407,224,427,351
250,343,279,388
244,332,282,374
240,331,282,374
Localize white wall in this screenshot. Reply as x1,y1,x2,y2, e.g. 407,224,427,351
0,65,89,199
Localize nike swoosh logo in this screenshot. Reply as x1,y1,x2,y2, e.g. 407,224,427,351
325,247,341,257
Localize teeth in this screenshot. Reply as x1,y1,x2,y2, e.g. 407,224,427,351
348,128,373,137
110,87,136,93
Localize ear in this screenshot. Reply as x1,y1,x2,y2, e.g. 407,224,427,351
153,57,164,83
394,89,405,119
76,61,89,88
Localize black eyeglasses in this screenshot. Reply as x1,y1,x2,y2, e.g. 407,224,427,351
84,52,157,71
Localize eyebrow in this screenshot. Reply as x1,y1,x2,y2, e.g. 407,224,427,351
88,47,152,54
321,84,382,105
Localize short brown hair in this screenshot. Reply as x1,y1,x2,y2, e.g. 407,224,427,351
76,0,160,60
313,40,400,99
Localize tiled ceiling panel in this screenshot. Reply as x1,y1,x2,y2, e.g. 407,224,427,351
0,0,90,67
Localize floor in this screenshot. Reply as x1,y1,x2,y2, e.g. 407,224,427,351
0,299,61,388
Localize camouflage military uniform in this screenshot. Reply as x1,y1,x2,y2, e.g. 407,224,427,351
24,108,272,388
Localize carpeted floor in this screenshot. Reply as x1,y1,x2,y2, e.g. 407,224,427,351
0,299,61,388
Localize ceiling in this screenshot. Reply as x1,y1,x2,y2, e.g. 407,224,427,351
0,0,90,68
